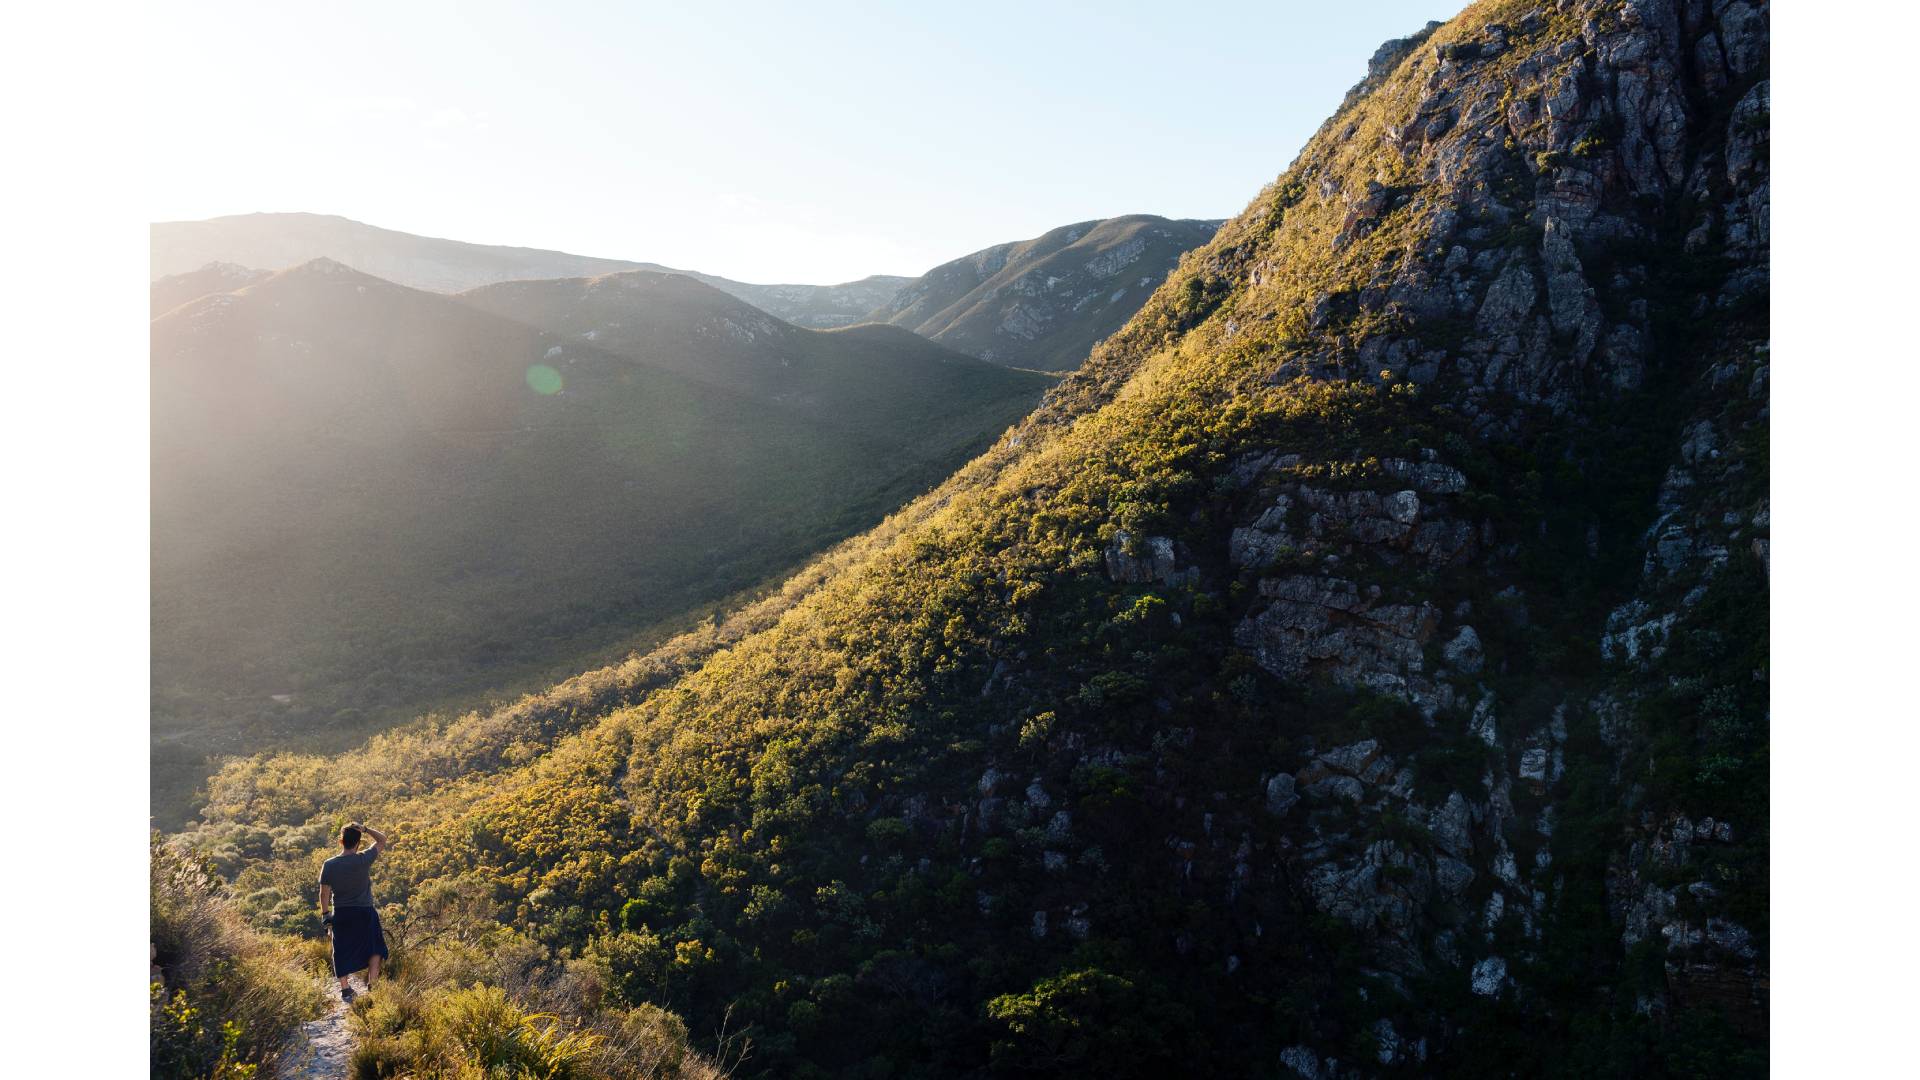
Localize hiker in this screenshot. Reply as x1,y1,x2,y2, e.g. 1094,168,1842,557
317,821,389,1002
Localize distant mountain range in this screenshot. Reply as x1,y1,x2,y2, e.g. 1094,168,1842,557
151,212,911,329
150,256,1050,824
152,211,1221,367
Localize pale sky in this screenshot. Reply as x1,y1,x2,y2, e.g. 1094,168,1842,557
147,0,1458,284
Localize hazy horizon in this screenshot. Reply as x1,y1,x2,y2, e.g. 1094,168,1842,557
148,0,1455,284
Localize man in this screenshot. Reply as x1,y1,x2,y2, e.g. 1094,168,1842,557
318,821,389,1002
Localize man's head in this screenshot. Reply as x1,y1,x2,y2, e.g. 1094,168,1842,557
340,824,362,852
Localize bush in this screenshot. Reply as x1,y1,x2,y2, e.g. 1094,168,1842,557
428,985,602,1079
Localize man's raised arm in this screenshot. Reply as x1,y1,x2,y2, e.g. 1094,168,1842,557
361,823,389,853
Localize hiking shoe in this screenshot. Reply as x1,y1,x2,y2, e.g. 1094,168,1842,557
340,985,357,1004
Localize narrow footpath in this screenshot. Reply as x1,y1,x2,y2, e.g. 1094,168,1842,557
274,977,360,1080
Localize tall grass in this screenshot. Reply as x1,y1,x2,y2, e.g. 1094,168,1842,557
343,936,732,1080
150,835,324,1078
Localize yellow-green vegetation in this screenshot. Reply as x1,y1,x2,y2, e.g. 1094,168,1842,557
342,942,733,1079
151,836,325,1079
189,1,1768,1075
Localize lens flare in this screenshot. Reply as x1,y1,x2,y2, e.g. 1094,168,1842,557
525,364,563,395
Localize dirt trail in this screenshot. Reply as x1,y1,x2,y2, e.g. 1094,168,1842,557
274,977,361,1080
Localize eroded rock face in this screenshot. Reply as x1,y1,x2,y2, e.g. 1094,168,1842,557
976,4,1764,1069
1235,574,1439,689
1130,0,1767,1061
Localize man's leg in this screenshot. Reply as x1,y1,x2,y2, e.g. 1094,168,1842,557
367,954,382,987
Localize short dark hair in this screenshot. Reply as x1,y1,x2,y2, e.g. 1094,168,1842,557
341,824,362,850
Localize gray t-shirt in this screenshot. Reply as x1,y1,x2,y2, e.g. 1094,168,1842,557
319,847,379,908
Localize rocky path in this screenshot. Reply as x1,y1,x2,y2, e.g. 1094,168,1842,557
274,977,359,1080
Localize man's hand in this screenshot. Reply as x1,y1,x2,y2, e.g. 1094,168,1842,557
361,822,389,853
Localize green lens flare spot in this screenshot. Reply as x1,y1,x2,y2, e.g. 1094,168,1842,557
526,364,564,395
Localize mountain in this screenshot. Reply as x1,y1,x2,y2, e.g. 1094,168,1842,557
868,214,1222,370
719,274,914,329
150,213,646,293
193,1,1769,1076
150,261,269,317
150,212,906,328
454,270,1030,443
152,258,1049,826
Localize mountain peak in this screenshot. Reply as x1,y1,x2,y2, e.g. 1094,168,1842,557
868,213,1222,370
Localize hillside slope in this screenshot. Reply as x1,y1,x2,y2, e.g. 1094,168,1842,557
151,212,907,328
153,260,1048,826
200,1,1769,1075
152,262,270,317
868,215,1221,370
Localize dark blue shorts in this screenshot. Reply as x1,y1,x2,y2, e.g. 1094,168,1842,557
330,906,389,977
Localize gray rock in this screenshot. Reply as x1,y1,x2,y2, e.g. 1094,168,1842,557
1280,1046,1325,1079
1679,420,1718,465
1320,739,1381,776
1381,457,1469,494
1706,917,1757,960
1372,1018,1401,1065
1045,810,1073,844
1471,955,1507,997
1470,695,1499,746
1410,519,1477,564
1266,773,1300,816
1476,262,1537,337
1306,775,1366,803
1104,531,1194,585
1435,855,1477,895
1235,575,1440,688
1443,625,1485,673
1430,792,1474,857
1541,217,1601,360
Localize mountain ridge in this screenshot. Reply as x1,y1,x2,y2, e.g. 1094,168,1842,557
151,212,912,329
